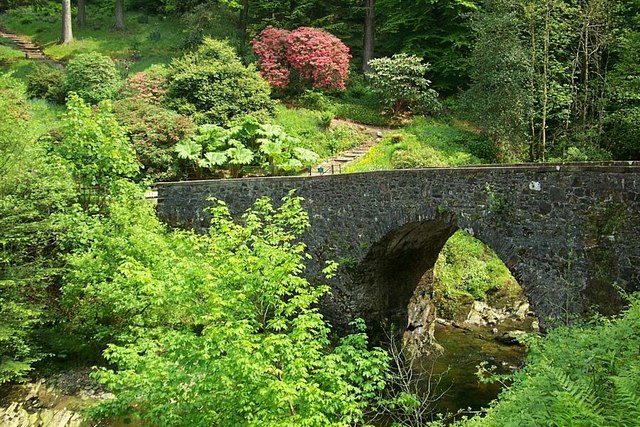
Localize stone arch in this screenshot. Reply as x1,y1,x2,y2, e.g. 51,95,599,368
349,212,528,339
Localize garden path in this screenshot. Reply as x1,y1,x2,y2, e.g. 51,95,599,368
304,119,390,176
0,28,62,66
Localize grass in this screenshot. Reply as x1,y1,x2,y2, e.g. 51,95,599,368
345,116,495,172
273,104,369,161
0,5,183,69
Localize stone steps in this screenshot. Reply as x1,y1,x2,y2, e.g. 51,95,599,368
0,29,60,64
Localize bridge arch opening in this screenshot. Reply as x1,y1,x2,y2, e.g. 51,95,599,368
352,218,538,413
352,217,534,349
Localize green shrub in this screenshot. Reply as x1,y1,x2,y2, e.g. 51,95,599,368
79,194,389,426
56,93,139,197
391,145,447,169
166,38,274,125
26,63,66,103
175,116,318,178
63,52,121,104
465,134,498,163
299,89,330,111
113,98,195,182
0,74,78,383
366,53,441,117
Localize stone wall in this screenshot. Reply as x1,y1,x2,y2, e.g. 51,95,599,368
156,162,640,332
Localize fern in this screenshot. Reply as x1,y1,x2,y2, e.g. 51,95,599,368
609,363,640,426
546,365,605,426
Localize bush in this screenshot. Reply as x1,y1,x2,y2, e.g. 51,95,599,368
298,90,330,111
80,194,389,426
121,65,168,105
56,93,139,195
0,74,78,383
63,53,121,104
166,38,274,125
391,145,447,169
175,116,318,178
26,63,66,103
366,53,440,117
252,26,351,92
113,98,195,182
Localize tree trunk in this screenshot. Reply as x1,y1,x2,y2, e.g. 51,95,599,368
76,0,86,27
240,0,250,42
61,0,73,45
115,0,125,30
362,0,375,72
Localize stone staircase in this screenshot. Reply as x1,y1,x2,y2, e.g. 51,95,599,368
0,29,61,65
305,126,385,177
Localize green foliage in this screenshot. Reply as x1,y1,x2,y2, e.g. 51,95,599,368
26,62,66,103
0,74,77,383
63,53,121,104
462,0,533,162
366,54,441,117
175,116,318,177
78,194,389,426
347,117,489,172
55,93,139,194
603,3,640,160
166,38,274,125
455,294,640,427
376,0,481,95
298,89,330,111
113,98,195,182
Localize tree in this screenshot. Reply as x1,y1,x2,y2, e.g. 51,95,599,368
363,0,375,72
76,0,86,27
72,194,389,426
252,26,351,92
462,0,533,161
115,0,125,30
375,0,481,94
61,0,73,45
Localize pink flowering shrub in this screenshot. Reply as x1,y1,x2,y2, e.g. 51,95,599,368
122,65,168,105
251,26,351,92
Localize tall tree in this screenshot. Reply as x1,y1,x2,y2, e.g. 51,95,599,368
463,0,533,161
362,0,375,71
115,0,125,30
61,0,73,44
76,0,86,27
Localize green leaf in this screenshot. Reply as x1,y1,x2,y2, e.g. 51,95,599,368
175,140,202,160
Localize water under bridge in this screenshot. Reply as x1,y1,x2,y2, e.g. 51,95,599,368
156,162,640,332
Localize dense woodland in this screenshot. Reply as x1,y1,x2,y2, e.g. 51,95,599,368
1,0,639,425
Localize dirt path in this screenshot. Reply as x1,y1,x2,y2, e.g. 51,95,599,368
305,118,392,176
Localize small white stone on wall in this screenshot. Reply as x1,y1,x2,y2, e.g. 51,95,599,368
529,181,542,191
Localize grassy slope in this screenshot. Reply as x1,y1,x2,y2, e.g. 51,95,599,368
0,6,182,72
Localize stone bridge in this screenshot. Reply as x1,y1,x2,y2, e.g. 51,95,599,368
156,162,640,332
